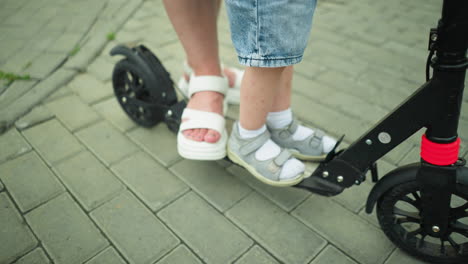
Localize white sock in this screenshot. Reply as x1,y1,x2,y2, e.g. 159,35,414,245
266,108,293,129
238,123,267,139
267,108,337,153
238,123,305,180
267,108,313,141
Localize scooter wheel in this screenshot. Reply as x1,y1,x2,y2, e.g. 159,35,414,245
377,180,468,264
112,59,162,127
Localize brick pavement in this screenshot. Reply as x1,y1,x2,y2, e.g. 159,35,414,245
0,0,142,132
1,0,467,264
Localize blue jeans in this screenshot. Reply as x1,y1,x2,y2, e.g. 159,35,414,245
225,0,317,67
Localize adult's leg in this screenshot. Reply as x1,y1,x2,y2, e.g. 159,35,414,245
163,0,223,143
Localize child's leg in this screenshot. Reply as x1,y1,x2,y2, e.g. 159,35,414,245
232,66,305,184
239,67,285,130
225,0,321,184
267,66,337,160
163,0,223,143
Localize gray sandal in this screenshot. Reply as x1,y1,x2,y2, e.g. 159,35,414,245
268,119,334,161
227,122,305,187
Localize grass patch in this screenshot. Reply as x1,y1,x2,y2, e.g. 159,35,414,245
106,32,116,41
69,45,80,57
0,71,31,85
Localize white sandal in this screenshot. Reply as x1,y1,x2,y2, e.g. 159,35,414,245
177,75,229,160
177,62,242,104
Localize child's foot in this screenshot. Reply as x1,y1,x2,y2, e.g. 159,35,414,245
268,119,337,161
266,109,336,161
227,122,305,187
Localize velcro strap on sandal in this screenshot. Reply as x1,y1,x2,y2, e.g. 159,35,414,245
239,131,271,156
188,75,228,98
274,149,292,166
180,108,225,133
309,129,325,148
287,119,300,134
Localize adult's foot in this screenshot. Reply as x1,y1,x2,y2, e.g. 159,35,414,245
182,90,224,143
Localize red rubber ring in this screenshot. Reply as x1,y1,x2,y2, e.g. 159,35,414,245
420,135,460,165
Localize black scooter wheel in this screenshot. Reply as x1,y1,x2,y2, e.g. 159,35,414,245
377,180,468,264
112,59,163,127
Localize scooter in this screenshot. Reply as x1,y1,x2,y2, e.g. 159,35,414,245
109,1,467,263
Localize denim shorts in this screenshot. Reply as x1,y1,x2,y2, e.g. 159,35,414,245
225,0,317,67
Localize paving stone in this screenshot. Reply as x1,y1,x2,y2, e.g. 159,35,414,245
127,123,181,167
310,246,357,264
292,74,332,100
0,152,65,212
321,55,370,78
156,245,202,264
0,127,31,163
93,97,136,132
358,206,380,228
226,192,326,264
54,151,124,211
0,68,77,133
292,195,394,264
157,41,186,62
321,90,389,124
87,57,114,82
91,191,179,264
291,93,369,143
218,44,241,66
0,80,8,94
0,80,37,110
43,85,74,103
85,247,126,264
13,247,51,264
158,192,253,264
46,33,83,54
45,95,101,131
384,249,427,264
26,53,66,79
227,165,310,212
0,192,38,264
22,119,84,165
68,74,114,104
234,245,279,264
75,121,139,166
15,104,54,131
1,48,42,73
304,39,354,60
170,159,252,212
28,29,62,52
315,70,408,111
458,118,468,143
143,29,180,49
359,72,419,100
26,193,108,264
111,151,188,211
382,140,415,165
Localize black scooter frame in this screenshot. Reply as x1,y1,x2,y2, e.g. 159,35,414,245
296,0,467,238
